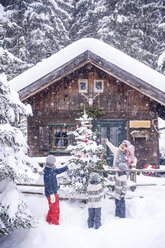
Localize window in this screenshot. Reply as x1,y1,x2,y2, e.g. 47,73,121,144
49,124,73,151
78,79,88,93
94,80,104,93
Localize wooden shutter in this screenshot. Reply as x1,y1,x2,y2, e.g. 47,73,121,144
39,126,49,151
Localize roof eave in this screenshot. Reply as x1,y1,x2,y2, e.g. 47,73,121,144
19,50,165,107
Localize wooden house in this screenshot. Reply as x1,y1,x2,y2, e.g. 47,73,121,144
9,38,165,168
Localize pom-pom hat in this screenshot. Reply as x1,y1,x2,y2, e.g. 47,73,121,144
89,172,100,183
118,163,128,172
46,155,56,165
122,140,131,147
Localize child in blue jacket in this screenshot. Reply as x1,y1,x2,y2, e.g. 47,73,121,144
43,155,69,225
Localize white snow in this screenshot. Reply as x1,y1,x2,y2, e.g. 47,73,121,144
0,47,23,62
159,117,165,158
9,38,165,95
158,51,165,69
0,182,20,220
116,15,128,23
1,174,165,248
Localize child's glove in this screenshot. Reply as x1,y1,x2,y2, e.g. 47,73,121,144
67,164,73,170
120,193,125,200
50,194,55,203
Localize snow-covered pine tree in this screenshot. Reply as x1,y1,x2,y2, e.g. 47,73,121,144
96,0,164,70
0,0,73,80
0,74,39,236
158,50,165,74
0,3,32,80
24,0,72,64
1,0,165,79
65,111,108,197
70,0,164,71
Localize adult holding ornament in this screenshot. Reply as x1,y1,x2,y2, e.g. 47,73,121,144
102,139,136,169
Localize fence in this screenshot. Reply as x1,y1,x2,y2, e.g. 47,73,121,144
17,168,165,199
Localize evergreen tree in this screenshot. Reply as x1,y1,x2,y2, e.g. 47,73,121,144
0,0,165,79
0,73,39,236
65,111,108,196
24,0,72,64
70,0,165,70
0,47,32,81
0,0,72,79
158,50,165,74
156,0,165,72
96,0,164,69
0,3,31,80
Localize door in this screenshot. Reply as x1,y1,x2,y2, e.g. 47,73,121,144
92,120,126,166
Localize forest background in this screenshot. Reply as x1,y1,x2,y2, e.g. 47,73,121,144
0,0,165,81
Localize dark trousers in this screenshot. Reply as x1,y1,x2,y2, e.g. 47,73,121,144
115,198,126,218
88,207,101,229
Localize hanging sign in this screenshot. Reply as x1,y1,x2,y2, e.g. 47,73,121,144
129,120,151,128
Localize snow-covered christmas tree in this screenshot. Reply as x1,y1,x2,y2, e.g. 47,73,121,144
65,111,108,197
0,74,39,236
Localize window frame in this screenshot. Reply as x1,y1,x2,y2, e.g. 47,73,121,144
49,124,73,153
94,80,104,93
78,79,88,93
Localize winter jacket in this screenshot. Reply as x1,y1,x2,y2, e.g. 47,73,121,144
108,172,127,200
115,149,126,168
105,140,126,168
43,164,68,197
87,182,104,208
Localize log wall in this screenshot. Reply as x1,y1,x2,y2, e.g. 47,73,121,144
26,63,159,168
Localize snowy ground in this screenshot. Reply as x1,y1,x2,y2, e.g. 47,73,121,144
0,174,165,248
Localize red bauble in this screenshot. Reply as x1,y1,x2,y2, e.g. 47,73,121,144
78,155,81,159
84,139,88,143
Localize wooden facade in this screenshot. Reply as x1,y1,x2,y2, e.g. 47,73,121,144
24,63,160,168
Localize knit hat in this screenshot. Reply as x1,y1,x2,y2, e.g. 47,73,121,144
118,163,128,172
125,144,135,166
122,140,131,147
46,155,56,165
89,172,100,183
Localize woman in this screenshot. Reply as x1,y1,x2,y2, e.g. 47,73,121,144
103,139,132,168
103,139,137,184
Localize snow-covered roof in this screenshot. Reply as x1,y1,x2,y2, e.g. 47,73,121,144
9,38,165,100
